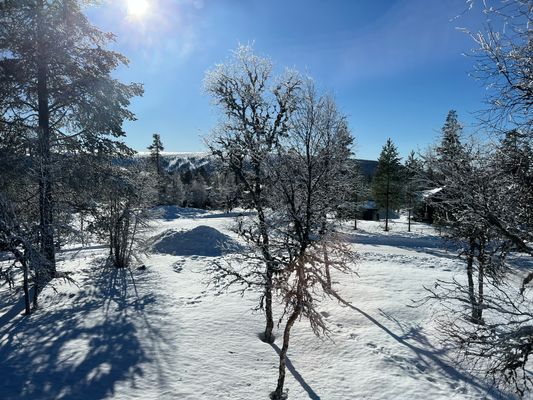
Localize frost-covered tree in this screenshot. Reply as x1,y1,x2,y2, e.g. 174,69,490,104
88,162,156,269
0,0,143,279
270,81,356,400
372,138,403,231
436,110,463,164
424,2,533,392
0,193,47,313
466,0,532,135
428,141,504,324
204,44,301,343
343,162,370,230
210,169,241,211
427,139,532,394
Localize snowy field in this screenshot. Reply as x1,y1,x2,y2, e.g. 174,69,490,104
0,208,517,399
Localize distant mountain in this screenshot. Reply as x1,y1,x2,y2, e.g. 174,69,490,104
134,152,377,180
134,152,214,176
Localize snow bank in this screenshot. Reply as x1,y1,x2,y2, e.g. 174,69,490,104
150,226,242,257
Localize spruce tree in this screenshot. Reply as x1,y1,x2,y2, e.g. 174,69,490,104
435,110,464,183
372,138,403,231
404,151,423,232
148,133,168,204
148,133,164,175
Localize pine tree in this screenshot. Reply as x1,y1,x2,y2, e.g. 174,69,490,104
372,138,403,231
0,1,143,284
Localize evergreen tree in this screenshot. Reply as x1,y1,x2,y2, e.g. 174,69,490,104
147,133,169,204
372,138,403,231
404,151,423,232
148,133,164,175
432,111,467,224
0,1,143,284
434,110,464,183
347,163,369,230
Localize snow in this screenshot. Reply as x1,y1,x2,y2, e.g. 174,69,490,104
150,226,243,257
421,187,443,198
0,211,517,400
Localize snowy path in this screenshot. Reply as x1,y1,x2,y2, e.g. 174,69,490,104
0,211,516,399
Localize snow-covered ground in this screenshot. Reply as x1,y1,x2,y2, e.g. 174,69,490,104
0,209,516,399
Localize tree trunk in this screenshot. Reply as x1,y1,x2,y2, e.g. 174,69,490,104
33,271,39,309
37,0,56,278
476,237,486,324
323,242,331,289
23,260,31,315
257,204,275,343
271,308,300,400
264,268,275,343
466,237,478,323
353,194,358,230
385,174,390,231
407,197,412,232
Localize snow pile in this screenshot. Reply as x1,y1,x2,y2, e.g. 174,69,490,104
150,225,242,257
154,205,208,220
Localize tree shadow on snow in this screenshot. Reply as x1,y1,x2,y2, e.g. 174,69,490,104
339,300,516,400
346,229,460,261
269,343,321,400
0,261,167,400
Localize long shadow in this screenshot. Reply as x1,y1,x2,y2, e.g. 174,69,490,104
0,286,34,334
270,343,321,400
336,296,514,400
0,262,163,400
201,210,255,219
345,229,460,261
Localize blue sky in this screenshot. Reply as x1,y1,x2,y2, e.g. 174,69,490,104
87,0,488,160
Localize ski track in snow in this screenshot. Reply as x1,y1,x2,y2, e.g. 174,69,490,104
0,209,517,400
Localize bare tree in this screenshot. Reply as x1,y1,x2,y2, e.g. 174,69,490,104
270,81,356,400
465,0,532,135
0,193,49,313
88,162,156,269
204,44,301,343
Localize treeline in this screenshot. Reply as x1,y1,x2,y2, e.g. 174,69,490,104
139,135,242,210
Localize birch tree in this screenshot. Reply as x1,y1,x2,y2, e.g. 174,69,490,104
270,81,356,400
204,45,301,343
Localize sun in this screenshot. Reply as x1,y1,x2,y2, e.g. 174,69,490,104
127,0,150,19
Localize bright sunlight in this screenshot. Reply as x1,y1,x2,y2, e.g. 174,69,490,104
126,0,150,19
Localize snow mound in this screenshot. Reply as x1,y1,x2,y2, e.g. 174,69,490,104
151,226,242,257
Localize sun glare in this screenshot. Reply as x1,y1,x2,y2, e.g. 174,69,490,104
127,0,150,19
